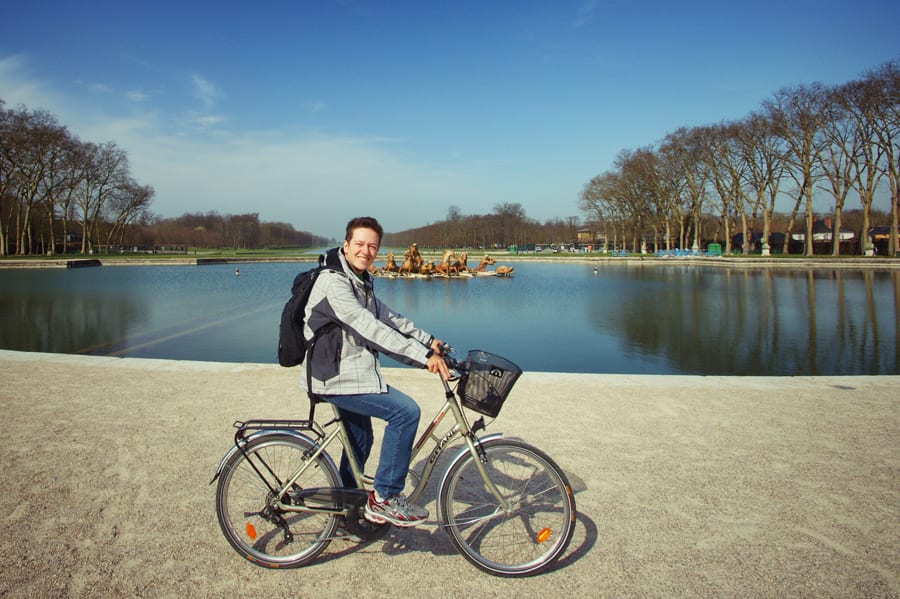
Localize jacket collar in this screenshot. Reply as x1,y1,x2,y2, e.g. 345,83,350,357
320,246,344,271
322,246,373,288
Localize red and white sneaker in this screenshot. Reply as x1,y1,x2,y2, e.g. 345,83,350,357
364,491,428,527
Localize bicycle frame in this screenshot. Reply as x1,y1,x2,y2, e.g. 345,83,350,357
404,380,512,512
213,375,512,516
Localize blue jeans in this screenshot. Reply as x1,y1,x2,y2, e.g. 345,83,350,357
322,386,420,498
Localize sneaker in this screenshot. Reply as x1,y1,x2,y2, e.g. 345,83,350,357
364,492,428,527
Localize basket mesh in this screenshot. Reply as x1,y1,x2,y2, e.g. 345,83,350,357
457,350,522,417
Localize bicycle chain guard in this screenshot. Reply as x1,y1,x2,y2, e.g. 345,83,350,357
289,486,369,509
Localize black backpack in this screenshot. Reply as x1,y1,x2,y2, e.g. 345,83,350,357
278,248,346,367
277,265,330,367
278,248,348,367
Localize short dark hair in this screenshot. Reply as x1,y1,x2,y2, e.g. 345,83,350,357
345,216,383,243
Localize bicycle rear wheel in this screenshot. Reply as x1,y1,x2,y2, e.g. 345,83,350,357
438,438,576,577
215,433,341,568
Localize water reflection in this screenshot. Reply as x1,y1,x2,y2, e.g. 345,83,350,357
578,266,899,375
3,287,146,354
1,262,897,375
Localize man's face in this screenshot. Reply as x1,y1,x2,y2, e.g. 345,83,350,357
343,227,380,275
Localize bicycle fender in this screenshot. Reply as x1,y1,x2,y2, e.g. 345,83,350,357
436,432,504,501
209,428,333,485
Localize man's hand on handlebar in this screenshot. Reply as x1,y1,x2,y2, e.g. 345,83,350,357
427,338,451,381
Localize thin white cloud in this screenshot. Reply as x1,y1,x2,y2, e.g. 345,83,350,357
126,89,149,102
191,74,222,110
0,54,58,111
573,0,599,27
183,112,226,129
89,82,113,93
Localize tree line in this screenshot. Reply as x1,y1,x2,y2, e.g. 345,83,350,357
579,59,900,256
0,100,328,256
382,203,583,250
152,211,329,251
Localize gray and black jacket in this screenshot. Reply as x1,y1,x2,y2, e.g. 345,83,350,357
300,247,434,396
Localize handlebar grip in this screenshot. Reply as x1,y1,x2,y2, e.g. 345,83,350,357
439,344,463,371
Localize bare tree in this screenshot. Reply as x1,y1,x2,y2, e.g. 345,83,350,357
56,137,85,255
764,84,830,256
0,100,13,256
580,171,627,251
819,87,854,255
445,205,466,247
659,127,709,252
828,79,883,255
492,202,528,248
75,141,130,254
736,112,787,255
103,179,154,249
1,108,69,255
37,128,80,255
654,146,686,252
615,148,659,252
620,147,675,252
700,123,749,254
865,60,900,255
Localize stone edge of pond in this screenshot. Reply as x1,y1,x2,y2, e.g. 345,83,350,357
3,255,900,269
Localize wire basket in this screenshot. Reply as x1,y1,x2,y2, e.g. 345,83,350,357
456,350,523,417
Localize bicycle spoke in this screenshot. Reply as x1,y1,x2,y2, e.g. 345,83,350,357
438,439,575,577
215,434,340,568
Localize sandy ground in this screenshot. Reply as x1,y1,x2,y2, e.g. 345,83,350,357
0,350,897,598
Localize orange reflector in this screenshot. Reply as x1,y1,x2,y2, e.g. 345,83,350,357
245,523,257,540
536,528,551,543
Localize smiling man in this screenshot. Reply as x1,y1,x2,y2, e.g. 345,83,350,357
300,216,449,527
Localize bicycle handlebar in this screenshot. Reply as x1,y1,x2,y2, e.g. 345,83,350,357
438,343,464,372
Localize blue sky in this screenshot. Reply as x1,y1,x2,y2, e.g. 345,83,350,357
2,0,898,238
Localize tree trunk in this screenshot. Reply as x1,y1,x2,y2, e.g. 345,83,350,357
832,207,842,256
804,203,814,257
740,211,749,255
892,187,899,256
861,205,872,257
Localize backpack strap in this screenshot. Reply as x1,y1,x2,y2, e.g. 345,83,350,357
307,391,321,420
305,321,339,419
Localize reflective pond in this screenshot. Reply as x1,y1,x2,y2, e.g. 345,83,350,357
1,261,898,375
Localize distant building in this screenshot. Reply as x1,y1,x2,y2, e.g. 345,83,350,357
869,225,900,255
731,231,787,253
791,217,855,243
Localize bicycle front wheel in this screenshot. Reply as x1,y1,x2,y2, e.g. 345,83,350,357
215,433,341,568
438,438,576,577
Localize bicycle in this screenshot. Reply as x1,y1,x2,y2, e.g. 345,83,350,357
211,347,576,577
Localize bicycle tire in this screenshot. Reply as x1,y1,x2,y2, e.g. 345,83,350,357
215,432,341,568
438,438,576,577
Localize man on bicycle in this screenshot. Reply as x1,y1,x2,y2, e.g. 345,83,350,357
301,216,450,527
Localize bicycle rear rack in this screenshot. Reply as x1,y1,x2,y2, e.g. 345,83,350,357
232,419,326,446
227,419,332,499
